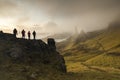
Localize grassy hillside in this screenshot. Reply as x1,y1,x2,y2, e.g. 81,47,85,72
57,27,120,80
82,29,120,68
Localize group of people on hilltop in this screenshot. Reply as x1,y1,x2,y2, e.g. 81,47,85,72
13,28,36,40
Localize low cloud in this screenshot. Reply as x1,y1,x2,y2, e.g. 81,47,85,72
43,21,59,33
0,0,18,17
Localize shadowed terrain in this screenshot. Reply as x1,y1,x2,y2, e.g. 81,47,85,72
0,32,67,80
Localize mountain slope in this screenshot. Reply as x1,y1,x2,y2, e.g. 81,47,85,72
57,24,120,80
83,28,120,68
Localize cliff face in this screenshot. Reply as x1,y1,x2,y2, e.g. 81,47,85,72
0,32,66,80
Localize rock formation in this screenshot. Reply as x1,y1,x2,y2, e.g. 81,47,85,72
0,32,66,79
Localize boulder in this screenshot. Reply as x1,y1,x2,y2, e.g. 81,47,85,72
47,38,56,50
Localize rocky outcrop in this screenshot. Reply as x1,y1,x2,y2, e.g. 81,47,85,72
0,32,16,40
47,38,56,50
0,32,66,73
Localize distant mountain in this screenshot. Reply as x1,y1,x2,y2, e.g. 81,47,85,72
57,29,105,51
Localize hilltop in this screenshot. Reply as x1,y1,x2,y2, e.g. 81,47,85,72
0,32,66,80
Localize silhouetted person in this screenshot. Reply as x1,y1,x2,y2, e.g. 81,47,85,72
32,31,36,40
28,31,31,40
0,30,3,33
13,28,17,37
21,29,25,38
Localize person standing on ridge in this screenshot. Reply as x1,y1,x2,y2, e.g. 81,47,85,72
13,28,18,37
21,29,25,38
28,31,31,40
32,31,36,40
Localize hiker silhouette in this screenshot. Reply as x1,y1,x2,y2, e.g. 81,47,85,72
28,31,31,40
21,29,25,38
32,31,36,40
13,28,17,37
0,30,3,33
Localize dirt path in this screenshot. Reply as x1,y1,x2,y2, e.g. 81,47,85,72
81,62,120,73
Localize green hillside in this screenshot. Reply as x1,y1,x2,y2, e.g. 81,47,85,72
81,28,120,67
57,25,120,80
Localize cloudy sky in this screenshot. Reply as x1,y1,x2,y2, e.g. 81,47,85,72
0,0,120,33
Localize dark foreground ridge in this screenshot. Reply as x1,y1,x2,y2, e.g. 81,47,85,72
0,32,66,79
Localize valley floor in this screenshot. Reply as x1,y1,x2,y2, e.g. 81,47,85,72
64,59,120,80
62,48,120,80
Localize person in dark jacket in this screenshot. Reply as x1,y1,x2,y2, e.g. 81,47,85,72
13,28,18,37
21,29,25,38
32,31,36,40
28,31,31,40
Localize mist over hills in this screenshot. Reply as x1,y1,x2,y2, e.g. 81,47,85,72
56,19,120,80
0,0,120,80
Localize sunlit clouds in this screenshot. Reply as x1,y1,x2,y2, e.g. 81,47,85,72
0,0,120,33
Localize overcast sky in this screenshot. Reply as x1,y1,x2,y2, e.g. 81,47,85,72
0,0,120,33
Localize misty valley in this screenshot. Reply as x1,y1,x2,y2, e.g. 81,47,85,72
0,0,120,80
